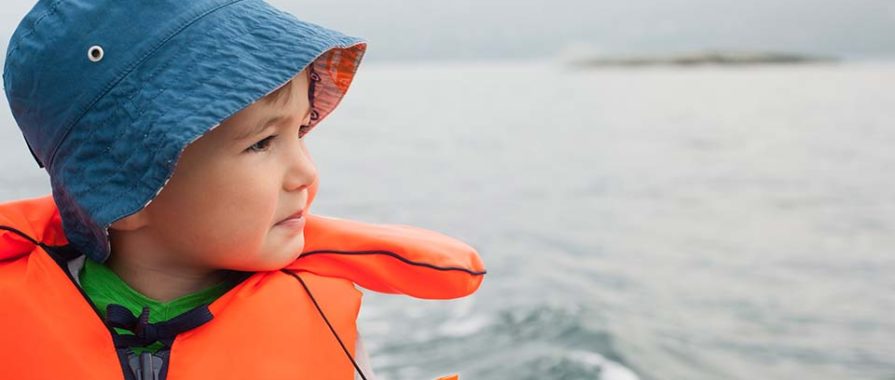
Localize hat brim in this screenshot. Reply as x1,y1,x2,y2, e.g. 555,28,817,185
50,0,366,262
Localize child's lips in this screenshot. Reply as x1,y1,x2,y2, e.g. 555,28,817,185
275,215,306,230
275,209,305,226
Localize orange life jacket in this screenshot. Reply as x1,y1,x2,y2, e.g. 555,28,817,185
0,195,485,379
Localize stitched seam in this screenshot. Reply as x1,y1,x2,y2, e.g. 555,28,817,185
298,250,487,276
45,0,249,168
78,56,187,195
102,53,179,173
5,0,66,60
123,50,180,112
69,0,242,196
113,0,246,188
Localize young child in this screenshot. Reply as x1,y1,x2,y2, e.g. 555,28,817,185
0,1,485,379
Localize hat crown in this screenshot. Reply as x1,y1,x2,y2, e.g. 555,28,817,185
3,0,242,168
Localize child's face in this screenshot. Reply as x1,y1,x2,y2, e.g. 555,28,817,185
112,69,316,271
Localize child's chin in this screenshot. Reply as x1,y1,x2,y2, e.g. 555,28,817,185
228,236,304,272
244,249,303,272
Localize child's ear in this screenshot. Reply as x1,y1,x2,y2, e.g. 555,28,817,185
109,210,149,232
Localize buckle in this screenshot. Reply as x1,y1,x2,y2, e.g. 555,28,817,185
128,352,164,380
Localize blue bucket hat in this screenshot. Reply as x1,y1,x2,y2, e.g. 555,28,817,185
3,0,366,263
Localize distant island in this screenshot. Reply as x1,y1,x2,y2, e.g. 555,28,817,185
569,50,840,68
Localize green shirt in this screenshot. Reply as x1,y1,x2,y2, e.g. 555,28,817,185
79,258,240,354
78,259,377,379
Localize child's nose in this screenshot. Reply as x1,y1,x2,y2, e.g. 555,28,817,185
283,141,317,192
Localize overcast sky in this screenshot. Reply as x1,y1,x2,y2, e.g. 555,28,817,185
2,0,893,62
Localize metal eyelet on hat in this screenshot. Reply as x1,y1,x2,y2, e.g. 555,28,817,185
87,45,104,62
310,110,319,121
309,72,321,82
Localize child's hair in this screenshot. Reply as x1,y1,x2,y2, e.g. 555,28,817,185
3,0,366,262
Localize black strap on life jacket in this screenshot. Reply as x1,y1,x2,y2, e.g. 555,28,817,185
106,304,214,348
105,303,214,380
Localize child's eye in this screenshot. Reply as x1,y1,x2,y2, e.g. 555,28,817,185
247,135,277,153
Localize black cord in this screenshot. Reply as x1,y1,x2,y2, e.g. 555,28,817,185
0,225,51,251
282,269,368,380
299,249,487,276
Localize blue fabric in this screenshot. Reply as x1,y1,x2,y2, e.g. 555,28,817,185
3,0,367,262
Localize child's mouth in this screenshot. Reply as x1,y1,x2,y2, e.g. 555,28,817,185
275,210,306,229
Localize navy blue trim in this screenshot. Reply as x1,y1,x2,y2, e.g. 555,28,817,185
298,249,488,276
23,135,45,168
106,304,214,349
0,225,50,251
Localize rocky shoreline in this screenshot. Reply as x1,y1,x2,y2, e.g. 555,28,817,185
569,50,840,67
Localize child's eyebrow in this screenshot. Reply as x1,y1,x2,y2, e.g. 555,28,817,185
233,108,312,141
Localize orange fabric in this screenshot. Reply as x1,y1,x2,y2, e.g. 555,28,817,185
0,195,486,379
0,195,68,260
168,271,361,380
0,245,124,378
291,213,486,299
322,46,363,93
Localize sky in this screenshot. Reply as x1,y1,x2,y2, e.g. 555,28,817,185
1,0,893,63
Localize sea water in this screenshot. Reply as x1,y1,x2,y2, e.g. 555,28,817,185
1,60,892,380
